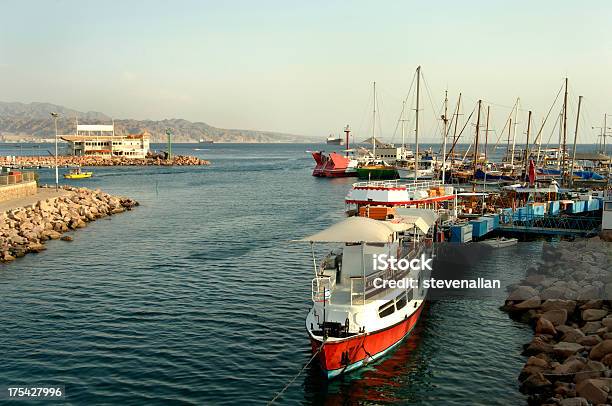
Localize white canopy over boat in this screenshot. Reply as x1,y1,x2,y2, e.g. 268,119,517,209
395,208,438,234
298,216,411,243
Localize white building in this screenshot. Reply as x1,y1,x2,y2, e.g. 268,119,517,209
60,124,150,158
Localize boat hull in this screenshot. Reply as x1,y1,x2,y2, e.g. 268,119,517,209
312,152,356,178
309,302,424,379
356,167,398,180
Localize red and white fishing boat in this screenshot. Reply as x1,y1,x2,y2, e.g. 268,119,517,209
312,125,359,178
299,208,437,378
345,179,455,208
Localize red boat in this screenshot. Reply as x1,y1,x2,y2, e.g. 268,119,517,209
312,125,358,178
312,151,357,177
299,210,436,378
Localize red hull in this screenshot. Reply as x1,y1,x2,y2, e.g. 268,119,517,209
310,303,425,377
312,151,356,178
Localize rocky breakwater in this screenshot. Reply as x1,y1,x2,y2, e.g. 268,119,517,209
0,155,210,167
0,186,138,263
502,238,612,405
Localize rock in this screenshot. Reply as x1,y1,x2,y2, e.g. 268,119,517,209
553,342,585,358
525,336,554,355
575,360,606,383
536,317,557,335
577,286,601,301
542,309,568,327
558,325,575,335
589,339,612,360
521,372,552,392
601,353,612,367
508,285,539,301
602,317,612,329
580,300,604,310
27,243,46,253
542,299,577,314
576,379,609,404
581,321,603,335
60,235,73,242
541,286,567,300
553,358,586,374
562,328,586,343
513,296,541,310
559,397,588,406
527,356,550,369
577,335,602,347
582,309,608,321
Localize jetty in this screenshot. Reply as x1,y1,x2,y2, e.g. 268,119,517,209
0,154,210,168
0,185,138,263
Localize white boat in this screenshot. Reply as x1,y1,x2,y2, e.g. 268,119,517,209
300,209,438,378
480,237,518,248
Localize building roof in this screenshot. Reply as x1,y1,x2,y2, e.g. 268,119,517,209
60,133,150,142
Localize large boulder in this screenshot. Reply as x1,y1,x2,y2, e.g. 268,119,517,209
582,308,608,322
575,379,609,404
536,317,557,335
589,339,612,360
581,321,603,335
559,397,588,406
541,299,577,314
541,309,568,327
521,372,552,393
513,296,541,310
577,335,602,347
562,328,586,343
553,342,585,359
525,336,554,355
508,285,539,301
541,286,567,300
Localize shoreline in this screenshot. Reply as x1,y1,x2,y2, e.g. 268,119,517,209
0,155,210,167
502,238,612,405
0,186,138,263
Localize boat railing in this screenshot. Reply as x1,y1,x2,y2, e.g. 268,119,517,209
312,276,334,303
352,179,444,191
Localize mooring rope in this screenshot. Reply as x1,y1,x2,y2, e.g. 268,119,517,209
268,340,326,405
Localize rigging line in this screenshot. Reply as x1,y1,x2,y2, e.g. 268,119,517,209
446,103,477,163
391,70,418,140
531,80,565,147
420,72,446,143
491,99,519,152
268,340,326,405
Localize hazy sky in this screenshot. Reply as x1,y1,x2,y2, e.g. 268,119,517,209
1,0,611,144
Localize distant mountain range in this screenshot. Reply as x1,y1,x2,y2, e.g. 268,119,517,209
0,101,309,143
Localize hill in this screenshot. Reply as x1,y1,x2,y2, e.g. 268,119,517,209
0,101,308,143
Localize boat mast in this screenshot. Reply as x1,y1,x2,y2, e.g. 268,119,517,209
414,66,421,182
484,105,490,164
473,100,481,178
570,95,582,187
441,90,449,183
524,110,532,179
511,98,519,167
448,93,462,162
372,81,377,159
603,113,608,156
344,125,351,158
401,100,407,150
561,77,568,185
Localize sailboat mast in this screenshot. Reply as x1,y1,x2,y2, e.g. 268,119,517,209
414,66,421,182
448,93,462,162
561,77,568,185
401,100,406,149
524,110,532,179
473,100,481,177
570,96,582,186
344,125,350,158
511,98,519,167
484,105,490,163
372,81,377,158
441,90,449,184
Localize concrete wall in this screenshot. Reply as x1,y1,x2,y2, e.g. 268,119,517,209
0,181,38,203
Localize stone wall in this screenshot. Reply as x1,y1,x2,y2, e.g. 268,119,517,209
0,181,37,203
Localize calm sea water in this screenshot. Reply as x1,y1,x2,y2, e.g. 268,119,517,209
0,143,559,405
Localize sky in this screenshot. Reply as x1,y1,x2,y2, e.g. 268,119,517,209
1,0,611,144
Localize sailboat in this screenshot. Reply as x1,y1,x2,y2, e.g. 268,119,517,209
356,82,399,180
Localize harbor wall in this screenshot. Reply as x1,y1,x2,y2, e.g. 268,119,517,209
0,181,37,203
0,155,210,167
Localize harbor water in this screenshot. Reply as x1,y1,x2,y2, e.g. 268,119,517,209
0,143,552,404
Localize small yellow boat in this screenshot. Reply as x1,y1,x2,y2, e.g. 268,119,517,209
63,168,93,179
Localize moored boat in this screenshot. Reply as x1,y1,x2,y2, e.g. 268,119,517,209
355,161,398,180
480,237,518,248
299,209,437,378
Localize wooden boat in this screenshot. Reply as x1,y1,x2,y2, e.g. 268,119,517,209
63,168,93,179
480,237,518,248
